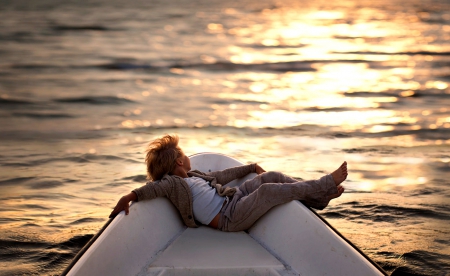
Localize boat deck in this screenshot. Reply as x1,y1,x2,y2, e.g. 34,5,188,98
146,227,293,276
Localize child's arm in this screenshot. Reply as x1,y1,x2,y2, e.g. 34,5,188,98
255,164,266,174
108,179,170,218
208,163,265,184
109,191,137,218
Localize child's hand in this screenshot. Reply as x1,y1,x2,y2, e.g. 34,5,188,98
255,164,266,175
109,192,137,218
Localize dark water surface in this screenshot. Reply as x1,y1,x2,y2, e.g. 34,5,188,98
1,0,450,275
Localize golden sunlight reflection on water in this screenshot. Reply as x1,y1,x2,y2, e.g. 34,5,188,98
237,110,400,129
2,1,450,274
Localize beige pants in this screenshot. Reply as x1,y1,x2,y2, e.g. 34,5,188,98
218,171,337,232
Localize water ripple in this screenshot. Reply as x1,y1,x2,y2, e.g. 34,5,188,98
323,202,450,222
1,154,139,167
53,96,135,105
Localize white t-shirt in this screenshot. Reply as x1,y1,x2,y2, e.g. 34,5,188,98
184,176,225,225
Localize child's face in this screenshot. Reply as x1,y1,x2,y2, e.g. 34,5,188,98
181,152,191,172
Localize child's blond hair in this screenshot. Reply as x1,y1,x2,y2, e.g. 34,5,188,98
145,134,183,180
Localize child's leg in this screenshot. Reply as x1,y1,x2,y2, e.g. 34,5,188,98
237,171,330,210
224,174,336,232
238,171,298,196
221,162,348,232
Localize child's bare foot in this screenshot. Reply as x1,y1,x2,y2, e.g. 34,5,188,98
331,161,348,186
328,185,345,201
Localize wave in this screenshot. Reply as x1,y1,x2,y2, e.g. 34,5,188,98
122,174,147,183
77,154,139,163
211,98,268,105
0,239,49,252
27,180,65,190
240,43,308,49
0,217,34,223
12,112,75,119
19,204,51,210
58,234,94,248
439,74,450,81
115,124,338,141
97,62,155,70
332,127,450,141
103,181,130,188
97,60,319,72
334,50,450,56
104,175,166,188
11,58,378,74
122,175,147,183
11,62,151,70
408,187,445,196
342,148,381,154
0,177,36,186
0,234,93,275
51,25,110,32
345,90,450,98
21,223,43,227
379,250,448,276
0,98,34,105
0,31,41,43
391,250,450,276
70,218,104,225
0,177,68,189
0,130,107,141
53,96,135,105
113,122,450,143
322,202,450,222
10,63,60,69
4,193,77,201
1,154,139,167
195,61,318,72
304,106,351,112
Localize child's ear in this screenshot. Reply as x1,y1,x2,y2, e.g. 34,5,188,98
175,157,183,166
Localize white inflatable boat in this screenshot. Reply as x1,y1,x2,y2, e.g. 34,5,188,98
63,153,387,276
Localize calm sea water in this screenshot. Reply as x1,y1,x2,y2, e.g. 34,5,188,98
1,0,450,275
